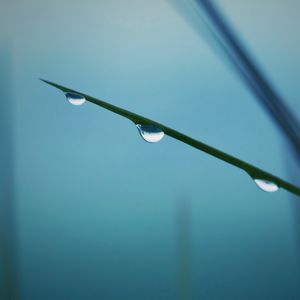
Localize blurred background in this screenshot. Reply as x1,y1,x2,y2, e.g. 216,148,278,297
1,0,300,299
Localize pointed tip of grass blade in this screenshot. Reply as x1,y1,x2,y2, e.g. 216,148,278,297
40,78,58,88
40,78,71,93
39,78,300,197
40,78,54,86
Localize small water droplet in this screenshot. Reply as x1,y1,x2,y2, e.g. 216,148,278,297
253,178,279,193
136,124,164,143
66,92,86,106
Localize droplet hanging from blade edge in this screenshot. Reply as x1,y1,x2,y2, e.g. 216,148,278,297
253,178,279,193
136,124,164,143
65,92,86,106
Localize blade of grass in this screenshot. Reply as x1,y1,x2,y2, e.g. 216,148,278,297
41,79,300,197
191,0,300,153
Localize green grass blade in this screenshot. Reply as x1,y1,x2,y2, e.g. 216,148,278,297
41,79,300,197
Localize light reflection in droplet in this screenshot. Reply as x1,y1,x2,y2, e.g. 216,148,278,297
66,92,86,106
136,124,164,143
253,178,279,193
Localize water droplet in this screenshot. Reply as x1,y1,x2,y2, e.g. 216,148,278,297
136,124,164,143
253,178,279,193
66,92,86,106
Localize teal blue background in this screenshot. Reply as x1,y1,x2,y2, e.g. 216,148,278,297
1,0,300,299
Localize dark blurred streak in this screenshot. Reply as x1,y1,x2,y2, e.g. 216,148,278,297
176,196,192,300
0,40,18,299
195,0,300,152
171,0,300,211
172,0,300,156
170,0,300,273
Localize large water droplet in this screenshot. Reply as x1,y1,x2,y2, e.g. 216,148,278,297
66,92,86,106
253,178,279,193
136,124,164,143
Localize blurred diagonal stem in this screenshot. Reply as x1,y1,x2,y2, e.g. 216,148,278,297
193,0,300,158
41,79,300,197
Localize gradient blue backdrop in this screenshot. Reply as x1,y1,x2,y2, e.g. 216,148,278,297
1,0,300,299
